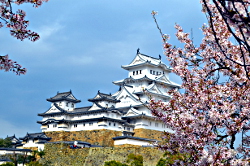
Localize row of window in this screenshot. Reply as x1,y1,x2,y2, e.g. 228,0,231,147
47,122,166,129
149,122,167,128
76,113,120,119
132,70,165,76
133,70,142,75
47,124,57,128
150,70,164,76
58,102,74,108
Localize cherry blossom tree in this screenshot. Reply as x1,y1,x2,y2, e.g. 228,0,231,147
0,0,49,75
150,1,250,165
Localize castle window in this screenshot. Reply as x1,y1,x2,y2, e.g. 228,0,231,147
47,125,49,128
163,71,164,74
153,71,155,75
150,70,152,74
83,123,85,126
71,103,74,108
136,71,138,75
59,102,62,106
53,124,57,128
155,123,158,127
74,124,77,128
89,123,93,126
149,122,151,126
66,102,69,107
114,123,116,126
140,70,142,74
133,71,135,75
109,122,111,126
127,127,130,131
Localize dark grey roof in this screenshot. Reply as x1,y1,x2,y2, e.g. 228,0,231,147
47,91,81,103
6,135,21,144
0,148,32,152
0,159,12,162
38,105,124,119
48,141,91,146
74,106,91,112
37,116,128,125
113,75,179,88
88,91,120,103
122,114,156,120
112,136,158,142
19,132,51,142
38,103,67,116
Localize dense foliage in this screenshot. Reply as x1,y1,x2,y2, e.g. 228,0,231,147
0,138,12,148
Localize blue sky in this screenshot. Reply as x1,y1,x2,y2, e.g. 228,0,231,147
0,1,207,138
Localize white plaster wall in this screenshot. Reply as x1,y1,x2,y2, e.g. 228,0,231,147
114,138,153,146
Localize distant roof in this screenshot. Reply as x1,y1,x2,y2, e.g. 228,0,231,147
121,53,172,71
47,91,81,103
19,132,51,142
38,103,67,116
88,91,120,103
0,148,32,152
49,141,91,146
37,116,130,125
122,114,156,120
113,75,180,88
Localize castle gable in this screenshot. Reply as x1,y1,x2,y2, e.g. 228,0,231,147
124,108,139,117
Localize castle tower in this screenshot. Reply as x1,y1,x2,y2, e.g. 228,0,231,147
37,50,180,145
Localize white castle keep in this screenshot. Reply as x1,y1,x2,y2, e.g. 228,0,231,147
37,50,180,136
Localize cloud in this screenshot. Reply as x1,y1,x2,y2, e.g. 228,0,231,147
37,22,65,41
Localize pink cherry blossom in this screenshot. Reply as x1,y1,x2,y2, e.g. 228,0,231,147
0,0,49,75
151,1,250,165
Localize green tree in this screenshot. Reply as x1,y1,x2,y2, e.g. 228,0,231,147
26,161,44,166
156,158,166,166
0,138,12,148
104,160,128,166
126,154,143,166
0,162,14,166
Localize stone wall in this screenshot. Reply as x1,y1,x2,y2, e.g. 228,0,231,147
41,143,164,166
133,128,165,141
45,129,165,147
45,130,121,147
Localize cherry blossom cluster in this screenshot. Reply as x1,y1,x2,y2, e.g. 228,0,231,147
0,55,26,75
0,0,49,74
151,1,250,165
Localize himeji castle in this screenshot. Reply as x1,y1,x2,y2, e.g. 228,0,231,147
37,50,180,145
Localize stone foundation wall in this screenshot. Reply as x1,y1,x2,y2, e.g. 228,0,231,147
41,143,164,166
133,128,165,140
45,130,121,147
44,129,166,147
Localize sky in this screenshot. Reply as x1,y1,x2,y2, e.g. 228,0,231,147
0,1,207,138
